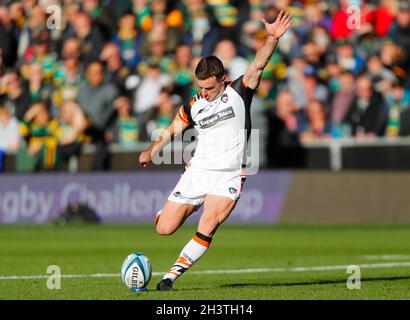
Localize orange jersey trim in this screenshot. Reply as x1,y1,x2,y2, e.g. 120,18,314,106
178,106,190,125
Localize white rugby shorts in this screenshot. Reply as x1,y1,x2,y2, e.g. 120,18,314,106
168,165,246,206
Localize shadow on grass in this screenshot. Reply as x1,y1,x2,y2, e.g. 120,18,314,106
155,276,410,292
218,276,410,289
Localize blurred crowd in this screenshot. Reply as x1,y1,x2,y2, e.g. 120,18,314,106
0,0,410,171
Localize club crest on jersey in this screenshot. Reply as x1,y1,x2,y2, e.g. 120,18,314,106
221,93,228,103
198,106,235,129
229,187,238,194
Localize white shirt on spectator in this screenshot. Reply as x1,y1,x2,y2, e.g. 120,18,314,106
0,117,20,151
134,74,172,115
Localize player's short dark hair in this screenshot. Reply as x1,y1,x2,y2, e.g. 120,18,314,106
195,56,225,81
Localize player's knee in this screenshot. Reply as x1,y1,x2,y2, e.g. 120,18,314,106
155,223,175,236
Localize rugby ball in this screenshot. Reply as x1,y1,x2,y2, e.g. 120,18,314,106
121,253,152,291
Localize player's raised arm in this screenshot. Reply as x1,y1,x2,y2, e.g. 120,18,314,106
243,10,292,90
139,112,189,167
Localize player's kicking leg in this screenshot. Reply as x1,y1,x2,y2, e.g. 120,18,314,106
157,195,237,291
155,200,197,236
155,199,201,291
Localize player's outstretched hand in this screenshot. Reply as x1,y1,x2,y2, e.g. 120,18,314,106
139,150,152,168
261,10,292,40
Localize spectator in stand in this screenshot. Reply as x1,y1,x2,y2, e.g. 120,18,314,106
0,103,20,172
18,101,61,171
304,68,330,107
140,0,184,53
384,83,410,137
16,5,47,61
133,61,173,117
111,96,139,148
26,62,53,108
207,0,244,42
287,51,329,110
131,0,152,33
292,0,331,46
180,0,220,57
324,54,342,93
137,0,184,35
59,36,83,64
388,1,410,61
300,99,332,142
52,38,83,111
379,41,407,84
72,12,105,63
152,0,185,31
8,2,25,43
139,18,175,73
335,41,365,75
0,103,20,152
0,5,18,69
330,71,356,128
56,100,87,169
270,90,304,142
112,13,143,69
22,30,57,84
365,54,397,93
286,49,308,109
213,38,248,81
268,90,305,167
0,71,31,121
77,61,118,170
371,0,397,37
169,43,194,102
82,0,117,40
57,1,81,55
143,90,177,141
344,75,388,138
100,42,132,95
254,68,278,105
308,25,332,58
302,41,324,71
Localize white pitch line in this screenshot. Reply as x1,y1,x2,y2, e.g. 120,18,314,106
188,262,410,274
362,255,410,261
0,273,120,280
1,262,410,281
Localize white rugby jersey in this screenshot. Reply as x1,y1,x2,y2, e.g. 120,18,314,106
178,75,255,171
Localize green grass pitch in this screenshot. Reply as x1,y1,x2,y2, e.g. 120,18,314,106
0,223,410,300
